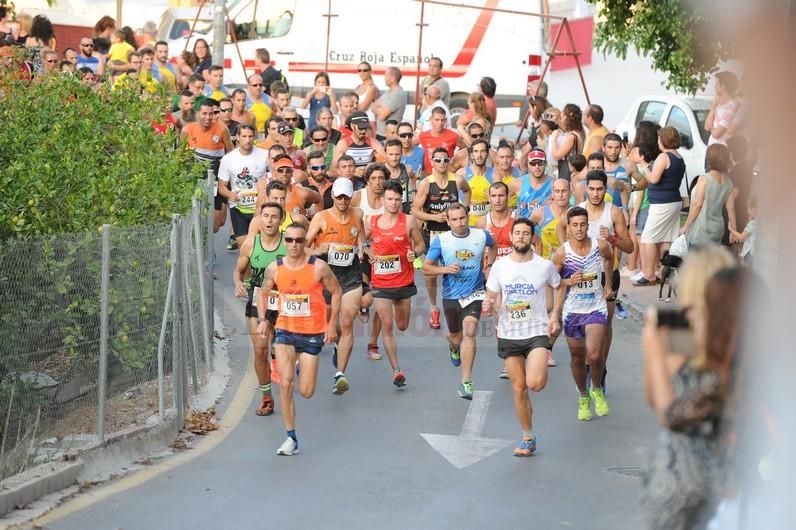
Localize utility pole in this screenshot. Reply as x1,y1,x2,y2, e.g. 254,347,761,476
212,0,226,66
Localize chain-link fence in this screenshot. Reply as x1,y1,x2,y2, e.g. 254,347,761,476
0,181,216,487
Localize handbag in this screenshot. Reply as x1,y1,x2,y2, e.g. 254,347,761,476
670,234,689,257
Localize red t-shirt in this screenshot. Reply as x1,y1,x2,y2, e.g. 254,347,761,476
418,128,459,174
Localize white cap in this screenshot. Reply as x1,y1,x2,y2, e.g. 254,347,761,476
332,178,354,198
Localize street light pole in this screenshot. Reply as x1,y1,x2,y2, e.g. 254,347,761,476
212,0,226,66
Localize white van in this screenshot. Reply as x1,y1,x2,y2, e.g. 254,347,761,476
614,95,712,198
160,0,543,124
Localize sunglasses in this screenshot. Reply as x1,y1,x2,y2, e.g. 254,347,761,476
285,117,298,122
470,133,485,139
45,59,58,64
335,195,352,200
81,43,94,48
212,110,221,115
312,136,328,142
398,132,413,139
220,108,233,113
284,237,305,244
276,167,293,174
309,164,326,171
529,160,545,166
432,158,450,164
358,68,371,72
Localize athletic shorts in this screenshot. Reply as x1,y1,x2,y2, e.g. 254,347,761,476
230,208,254,238
563,311,608,340
372,283,418,300
442,297,482,334
244,303,278,324
360,257,371,283
274,329,325,355
497,336,550,359
323,279,363,304
635,207,649,235
601,269,621,293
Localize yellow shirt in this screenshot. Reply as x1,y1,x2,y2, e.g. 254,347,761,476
583,125,610,157
465,168,492,226
248,100,272,134
108,41,135,63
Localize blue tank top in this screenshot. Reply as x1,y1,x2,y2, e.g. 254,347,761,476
516,175,552,218
605,165,629,207
402,146,425,175
648,152,685,204
308,94,331,130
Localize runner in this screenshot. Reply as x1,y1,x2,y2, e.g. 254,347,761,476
383,138,416,214
397,121,425,177
557,170,633,393
180,99,233,233
248,180,309,239
494,141,520,209
351,164,386,359
217,125,268,248
551,206,614,421
366,180,426,386
411,147,471,329
233,201,286,416
456,138,493,226
256,223,341,455
417,107,459,175
423,203,496,399
511,147,552,219
475,181,514,258
305,178,367,395
483,217,562,456
260,154,322,218
332,110,385,172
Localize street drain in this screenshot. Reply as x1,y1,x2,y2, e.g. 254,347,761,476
606,466,644,478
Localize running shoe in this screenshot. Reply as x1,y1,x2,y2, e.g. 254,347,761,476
458,380,473,400
392,369,407,388
276,437,299,456
513,435,537,457
631,270,645,283
413,256,423,269
429,309,441,330
449,343,461,367
499,367,509,380
367,343,382,361
270,357,280,385
547,350,557,367
577,395,592,421
620,266,638,278
590,387,610,417
226,235,238,251
615,299,629,320
333,374,350,395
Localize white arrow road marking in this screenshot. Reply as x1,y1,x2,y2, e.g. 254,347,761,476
420,390,513,469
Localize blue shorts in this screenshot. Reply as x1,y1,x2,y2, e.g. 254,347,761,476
563,311,608,340
274,329,325,355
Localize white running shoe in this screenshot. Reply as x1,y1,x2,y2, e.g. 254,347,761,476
547,350,557,367
277,437,299,456
631,270,645,282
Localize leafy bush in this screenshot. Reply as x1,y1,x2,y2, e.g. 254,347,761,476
0,73,202,238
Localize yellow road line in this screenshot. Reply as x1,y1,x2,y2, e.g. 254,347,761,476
28,352,256,528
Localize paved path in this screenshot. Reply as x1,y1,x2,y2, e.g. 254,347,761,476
39,236,657,530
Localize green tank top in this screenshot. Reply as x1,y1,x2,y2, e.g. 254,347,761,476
249,233,287,289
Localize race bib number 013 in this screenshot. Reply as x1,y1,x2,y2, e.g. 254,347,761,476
282,294,311,317
327,244,355,267
459,289,485,308
572,272,599,297
374,255,401,275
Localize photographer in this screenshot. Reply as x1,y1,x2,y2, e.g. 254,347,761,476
640,245,740,529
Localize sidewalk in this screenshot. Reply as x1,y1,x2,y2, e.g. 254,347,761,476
618,276,672,322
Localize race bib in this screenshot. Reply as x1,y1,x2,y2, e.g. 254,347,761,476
470,203,489,217
505,301,532,322
327,244,355,266
281,294,311,317
238,190,257,206
252,287,279,310
374,255,401,275
572,272,599,298
459,289,485,308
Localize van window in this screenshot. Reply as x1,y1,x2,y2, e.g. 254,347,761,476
232,0,295,41
634,100,666,126
170,19,213,40
665,106,694,148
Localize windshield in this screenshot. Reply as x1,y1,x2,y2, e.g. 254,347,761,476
692,109,710,144
168,19,214,40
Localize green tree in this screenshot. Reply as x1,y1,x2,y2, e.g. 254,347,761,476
588,0,730,93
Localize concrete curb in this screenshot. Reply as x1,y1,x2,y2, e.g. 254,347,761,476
0,460,83,516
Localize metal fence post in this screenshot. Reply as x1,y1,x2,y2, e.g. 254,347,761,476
182,218,200,392
171,215,186,426
206,171,215,353
96,224,111,443
156,265,174,421
192,198,212,369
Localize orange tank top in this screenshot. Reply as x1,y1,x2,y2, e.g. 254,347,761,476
274,256,327,334
315,210,358,247
285,184,306,217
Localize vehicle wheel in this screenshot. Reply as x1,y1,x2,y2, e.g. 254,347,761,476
448,96,469,128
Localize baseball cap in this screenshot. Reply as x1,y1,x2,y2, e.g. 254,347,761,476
277,122,294,135
332,178,354,198
272,156,293,170
349,111,369,129
528,148,546,162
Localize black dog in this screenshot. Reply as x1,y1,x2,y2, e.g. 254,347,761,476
659,251,683,301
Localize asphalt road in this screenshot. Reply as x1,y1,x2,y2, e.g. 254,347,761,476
40,234,657,530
